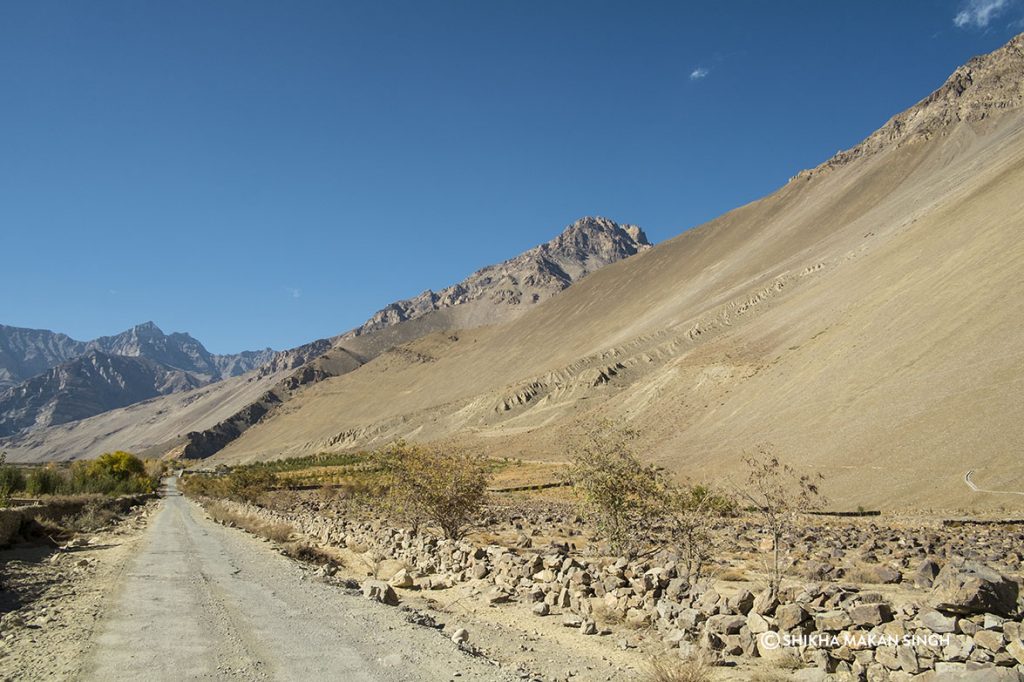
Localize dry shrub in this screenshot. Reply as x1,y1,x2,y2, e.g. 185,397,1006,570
644,654,713,682
379,441,488,540
736,445,825,598
62,502,119,532
283,542,337,565
591,600,625,627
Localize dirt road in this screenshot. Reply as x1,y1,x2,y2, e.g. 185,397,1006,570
76,480,509,681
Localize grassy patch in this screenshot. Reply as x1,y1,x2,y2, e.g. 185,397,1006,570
205,501,295,543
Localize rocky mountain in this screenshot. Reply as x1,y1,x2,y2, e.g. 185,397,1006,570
178,216,650,459
352,217,649,335
0,351,204,436
184,34,1024,509
0,325,89,389
0,322,274,438
0,216,652,461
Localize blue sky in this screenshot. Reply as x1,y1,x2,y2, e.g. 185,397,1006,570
1,1,1021,353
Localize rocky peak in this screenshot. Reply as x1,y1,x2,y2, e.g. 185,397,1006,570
542,216,650,263
797,32,1024,179
350,216,651,336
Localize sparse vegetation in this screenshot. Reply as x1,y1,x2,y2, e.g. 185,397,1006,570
180,466,279,504
204,500,295,542
736,444,825,597
62,500,120,532
378,441,488,540
566,427,664,556
0,451,158,500
643,653,714,682
568,425,733,566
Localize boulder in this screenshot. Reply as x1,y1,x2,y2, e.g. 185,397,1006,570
848,602,893,626
746,611,771,634
362,580,399,606
973,629,1005,652
388,569,414,589
705,614,746,635
1007,639,1024,666
931,561,1019,617
919,608,958,634
915,558,941,588
776,603,809,630
814,610,853,632
729,590,755,615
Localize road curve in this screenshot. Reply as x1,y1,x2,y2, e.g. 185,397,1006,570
963,469,1024,497
78,479,508,681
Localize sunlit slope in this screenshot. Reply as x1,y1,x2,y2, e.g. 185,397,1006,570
213,66,1024,509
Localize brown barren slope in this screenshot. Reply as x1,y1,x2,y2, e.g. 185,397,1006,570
211,36,1024,510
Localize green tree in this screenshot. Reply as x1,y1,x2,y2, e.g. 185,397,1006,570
0,452,26,503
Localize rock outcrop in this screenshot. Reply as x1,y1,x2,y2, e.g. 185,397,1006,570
351,217,650,336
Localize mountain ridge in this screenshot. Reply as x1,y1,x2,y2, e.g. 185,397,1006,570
0,215,650,459
0,322,275,437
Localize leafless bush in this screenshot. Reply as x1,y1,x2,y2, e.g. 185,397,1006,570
736,444,825,597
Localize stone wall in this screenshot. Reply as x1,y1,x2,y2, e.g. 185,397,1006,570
209,499,1024,680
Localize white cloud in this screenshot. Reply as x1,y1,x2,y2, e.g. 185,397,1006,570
689,67,709,81
285,287,301,299
954,0,1011,28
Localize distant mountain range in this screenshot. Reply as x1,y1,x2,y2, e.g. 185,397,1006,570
0,322,274,437
0,216,649,444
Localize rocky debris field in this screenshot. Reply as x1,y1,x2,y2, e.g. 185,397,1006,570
0,501,157,681
204,491,1024,681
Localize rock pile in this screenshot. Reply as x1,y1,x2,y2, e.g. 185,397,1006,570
208,498,1024,680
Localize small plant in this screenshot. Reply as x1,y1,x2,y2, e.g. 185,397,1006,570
735,444,825,598
378,441,488,540
643,653,714,682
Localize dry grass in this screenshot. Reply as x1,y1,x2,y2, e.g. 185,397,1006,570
283,541,338,566
643,654,714,682
715,566,748,581
206,501,295,543
843,562,890,584
61,503,119,533
747,672,791,682
591,600,625,627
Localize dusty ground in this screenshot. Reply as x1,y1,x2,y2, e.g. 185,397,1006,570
0,500,157,680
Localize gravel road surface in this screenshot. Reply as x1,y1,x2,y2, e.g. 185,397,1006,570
77,479,508,681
